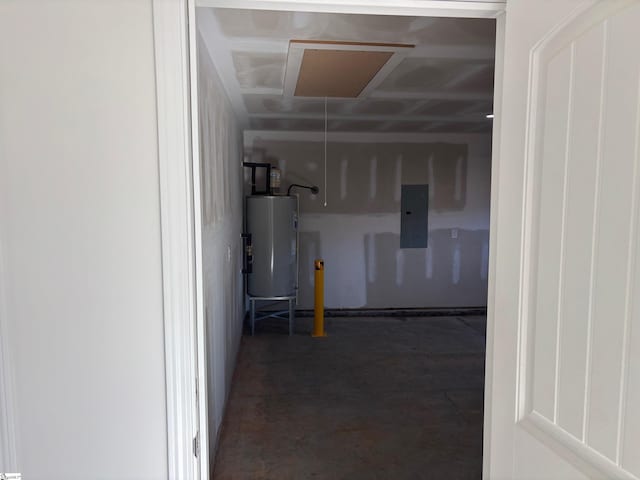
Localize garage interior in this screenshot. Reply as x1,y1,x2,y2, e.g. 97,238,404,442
195,6,495,478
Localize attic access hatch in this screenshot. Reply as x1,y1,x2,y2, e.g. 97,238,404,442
283,40,414,99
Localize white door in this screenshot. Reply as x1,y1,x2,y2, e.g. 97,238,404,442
486,0,640,478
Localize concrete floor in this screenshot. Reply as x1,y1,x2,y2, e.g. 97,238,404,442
212,315,486,480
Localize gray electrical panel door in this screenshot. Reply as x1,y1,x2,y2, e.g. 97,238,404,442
401,184,429,248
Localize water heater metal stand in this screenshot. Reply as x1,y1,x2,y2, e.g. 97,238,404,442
248,295,296,336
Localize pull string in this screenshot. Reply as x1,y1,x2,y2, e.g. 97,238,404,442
324,96,328,207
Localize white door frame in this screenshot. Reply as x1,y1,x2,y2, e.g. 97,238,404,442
195,0,505,18
482,9,505,480
151,1,506,479
0,239,17,473
152,0,207,478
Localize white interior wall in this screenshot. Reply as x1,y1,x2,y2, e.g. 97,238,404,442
0,1,167,478
197,32,245,462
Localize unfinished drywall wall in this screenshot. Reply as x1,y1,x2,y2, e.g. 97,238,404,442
197,32,244,463
245,135,491,309
0,1,167,478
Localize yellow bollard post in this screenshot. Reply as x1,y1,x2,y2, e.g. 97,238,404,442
312,259,326,337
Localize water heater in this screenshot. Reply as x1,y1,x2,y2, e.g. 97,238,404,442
245,195,298,297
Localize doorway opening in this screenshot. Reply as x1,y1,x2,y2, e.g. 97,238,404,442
194,5,497,478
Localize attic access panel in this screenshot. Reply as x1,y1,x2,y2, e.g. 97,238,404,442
295,49,393,98
284,40,414,99
401,184,429,249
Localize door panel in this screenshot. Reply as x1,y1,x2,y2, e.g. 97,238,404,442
556,21,604,441
531,44,573,422
587,6,640,464
488,0,640,478
625,255,640,475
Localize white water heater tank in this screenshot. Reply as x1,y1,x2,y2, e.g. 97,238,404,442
245,195,298,297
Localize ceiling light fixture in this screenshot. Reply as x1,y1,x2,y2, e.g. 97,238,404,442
486,114,495,119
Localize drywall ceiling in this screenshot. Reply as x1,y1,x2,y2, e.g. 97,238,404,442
196,8,496,134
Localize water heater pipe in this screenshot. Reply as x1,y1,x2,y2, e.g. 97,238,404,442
286,184,319,196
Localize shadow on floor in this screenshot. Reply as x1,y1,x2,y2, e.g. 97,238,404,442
212,315,486,480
